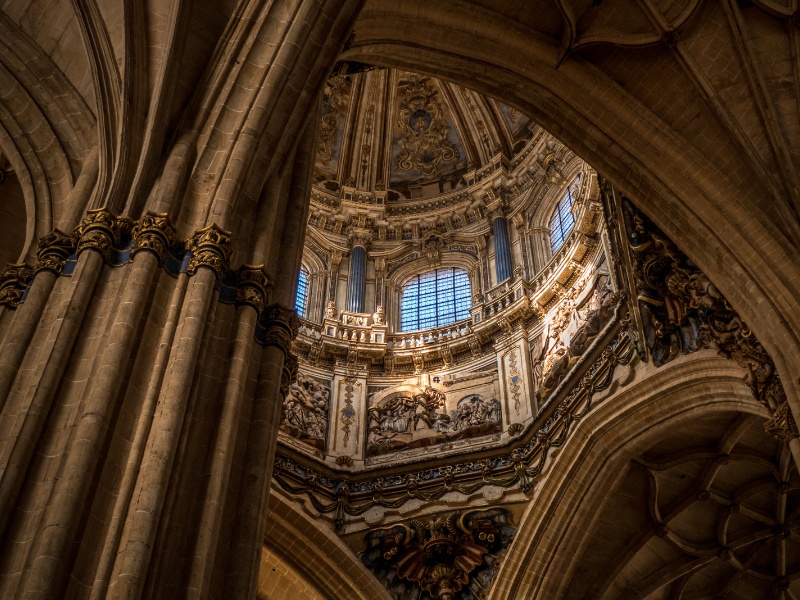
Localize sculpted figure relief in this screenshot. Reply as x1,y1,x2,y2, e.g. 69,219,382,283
280,373,331,451
533,277,618,402
373,304,385,325
367,387,501,457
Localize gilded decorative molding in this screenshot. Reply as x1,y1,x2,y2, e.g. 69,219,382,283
0,263,33,308
234,265,273,312
131,211,176,264
34,230,75,275
185,223,232,278
764,401,799,443
74,208,134,259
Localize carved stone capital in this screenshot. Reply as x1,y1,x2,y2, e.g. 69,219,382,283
764,402,799,443
235,265,273,312
0,263,33,308
74,208,133,259
261,303,300,355
132,212,176,264
35,230,75,275
185,223,232,278
347,227,372,251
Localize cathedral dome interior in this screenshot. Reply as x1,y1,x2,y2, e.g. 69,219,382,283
0,2,798,600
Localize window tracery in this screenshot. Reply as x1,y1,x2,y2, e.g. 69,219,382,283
400,267,471,332
549,177,580,252
295,267,309,318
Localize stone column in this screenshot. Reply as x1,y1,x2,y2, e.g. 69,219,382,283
531,226,553,272
346,231,371,313
512,213,532,279
492,214,513,283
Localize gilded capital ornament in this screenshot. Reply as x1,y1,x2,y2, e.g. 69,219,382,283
764,401,799,443
185,223,232,278
35,230,75,275
0,263,33,308
74,208,133,259
234,265,273,312
260,303,301,355
132,212,176,264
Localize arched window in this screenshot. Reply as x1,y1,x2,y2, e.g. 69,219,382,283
549,178,580,252
295,267,309,318
400,268,471,331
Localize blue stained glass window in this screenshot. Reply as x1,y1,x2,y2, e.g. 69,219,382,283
400,268,471,332
549,178,580,253
295,267,309,317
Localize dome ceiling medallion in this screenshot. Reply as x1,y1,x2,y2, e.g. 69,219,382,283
394,74,460,181
314,68,534,200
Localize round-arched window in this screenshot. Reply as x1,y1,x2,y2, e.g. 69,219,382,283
295,266,309,318
400,268,471,332
549,177,580,253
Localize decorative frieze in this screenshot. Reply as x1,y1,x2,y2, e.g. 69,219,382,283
273,318,635,528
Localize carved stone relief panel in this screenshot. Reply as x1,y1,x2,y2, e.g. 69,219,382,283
366,375,501,459
280,372,332,452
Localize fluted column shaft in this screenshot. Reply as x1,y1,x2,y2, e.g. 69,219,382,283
493,215,513,283
346,245,367,313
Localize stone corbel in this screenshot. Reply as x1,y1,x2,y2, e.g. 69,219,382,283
185,223,232,278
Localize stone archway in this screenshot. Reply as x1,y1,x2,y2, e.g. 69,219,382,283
491,351,782,598
344,0,800,426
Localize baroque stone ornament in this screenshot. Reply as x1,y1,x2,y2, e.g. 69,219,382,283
281,371,329,450
273,325,635,528
34,230,75,275
620,198,790,428
74,208,134,259
340,379,357,447
0,263,33,308
361,509,516,600
394,75,459,179
234,265,273,312
131,211,176,264
185,223,232,278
